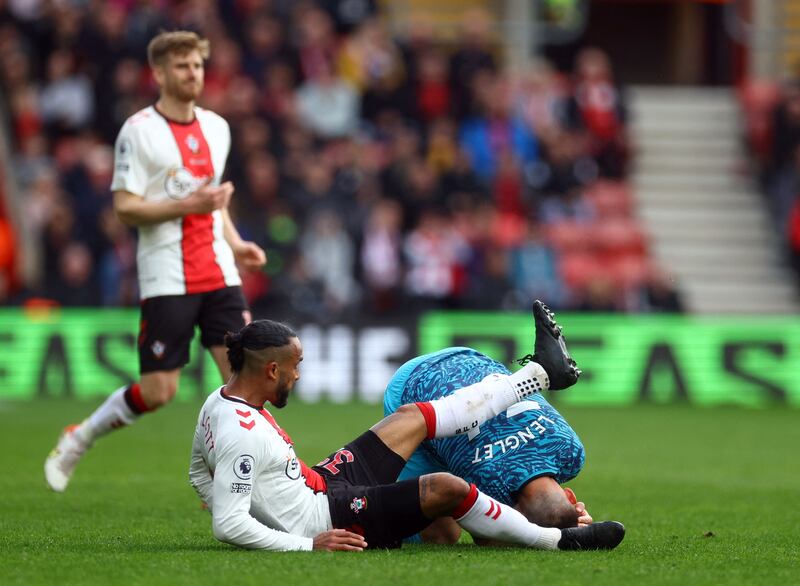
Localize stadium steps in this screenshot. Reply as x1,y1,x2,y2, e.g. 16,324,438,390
629,86,800,314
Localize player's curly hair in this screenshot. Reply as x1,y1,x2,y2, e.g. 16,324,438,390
224,320,297,372
147,30,210,68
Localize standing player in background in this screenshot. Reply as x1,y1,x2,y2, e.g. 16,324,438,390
45,31,266,492
384,302,591,544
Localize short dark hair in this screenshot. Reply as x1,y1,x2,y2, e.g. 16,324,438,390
147,30,210,68
520,489,579,528
224,320,297,373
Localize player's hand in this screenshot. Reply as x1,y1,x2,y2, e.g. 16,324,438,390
564,487,593,526
312,529,367,551
233,241,267,271
185,181,233,214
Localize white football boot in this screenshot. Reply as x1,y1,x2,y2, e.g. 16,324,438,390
44,424,90,492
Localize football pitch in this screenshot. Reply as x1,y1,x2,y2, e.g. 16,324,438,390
1,399,797,585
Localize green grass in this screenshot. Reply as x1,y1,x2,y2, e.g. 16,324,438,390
1,399,798,585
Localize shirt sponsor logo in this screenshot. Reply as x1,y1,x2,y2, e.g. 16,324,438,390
230,482,251,494
233,454,255,480
164,166,205,200
285,448,300,480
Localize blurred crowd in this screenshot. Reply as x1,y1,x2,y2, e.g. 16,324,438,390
741,71,800,284
0,0,681,320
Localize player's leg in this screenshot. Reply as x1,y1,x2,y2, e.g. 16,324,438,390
371,301,581,460
208,346,233,383
44,295,198,492
333,473,623,551
419,473,624,550
199,286,249,385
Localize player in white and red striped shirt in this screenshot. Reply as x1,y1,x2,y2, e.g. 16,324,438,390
45,31,266,493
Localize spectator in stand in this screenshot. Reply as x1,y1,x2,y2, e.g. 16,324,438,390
338,17,408,122
789,196,800,283
414,47,451,125
300,209,359,314
295,63,360,138
513,58,568,140
566,48,629,179
450,8,497,121
403,208,470,309
766,84,800,233
361,198,404,314
509,219,566,309
294,4,338,81
459,71,539,184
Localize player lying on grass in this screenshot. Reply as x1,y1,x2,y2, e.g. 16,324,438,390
384,304,591,545
189,308,625,551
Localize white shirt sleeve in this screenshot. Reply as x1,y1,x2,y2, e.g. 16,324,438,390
189,426,214,511
210,425,314,552
110,122,149,196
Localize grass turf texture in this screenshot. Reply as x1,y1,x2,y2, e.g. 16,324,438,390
1,399,797,585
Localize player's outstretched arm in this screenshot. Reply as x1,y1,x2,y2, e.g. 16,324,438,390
312,529,367,552
113,182,233,226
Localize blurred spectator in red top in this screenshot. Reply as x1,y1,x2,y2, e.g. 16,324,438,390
415,47,450,123
566,47,629,179
404,208,469,308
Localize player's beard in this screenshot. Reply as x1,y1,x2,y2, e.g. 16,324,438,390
271,373,292,409
166,76,203,103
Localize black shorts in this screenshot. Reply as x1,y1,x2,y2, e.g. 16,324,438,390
314,431,431,549
138,286,250,373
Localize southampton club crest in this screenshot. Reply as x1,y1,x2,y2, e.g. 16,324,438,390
349,496,368,515
185,133,200,154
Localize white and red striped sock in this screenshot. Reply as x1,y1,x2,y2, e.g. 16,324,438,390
78,384,148,443
415,362,550,439
452,484,561,550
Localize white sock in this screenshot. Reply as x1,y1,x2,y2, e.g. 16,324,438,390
79,386,140,443
454,485,561,550
421,362,550,438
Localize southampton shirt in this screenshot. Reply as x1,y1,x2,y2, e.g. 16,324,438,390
111,105,241,300
189,388,332,551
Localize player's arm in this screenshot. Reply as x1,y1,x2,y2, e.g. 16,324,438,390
113,183,233,227
221,207,266,271
210,431,313,551
210,429,364,552
189,427,214,510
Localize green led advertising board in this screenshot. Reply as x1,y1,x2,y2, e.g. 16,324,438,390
419,312,800,407
1,308,799,406
0,309,220,400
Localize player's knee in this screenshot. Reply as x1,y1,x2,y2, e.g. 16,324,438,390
419,473,471,516
141,379,178,409
395,403,428,432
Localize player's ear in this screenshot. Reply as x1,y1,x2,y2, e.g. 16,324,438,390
264,360,280,381
152,64,165,86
